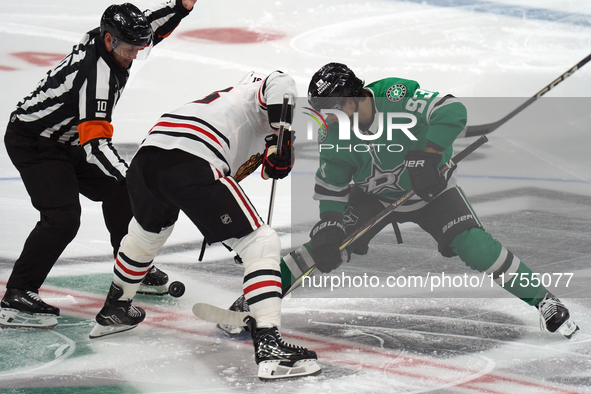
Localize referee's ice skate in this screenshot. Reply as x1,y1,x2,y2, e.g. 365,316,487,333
537,292,579,339
247,317,321,380
136,266,185,297
89,282,146,339
0,289,60,329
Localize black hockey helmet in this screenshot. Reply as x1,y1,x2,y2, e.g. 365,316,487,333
100,3,153,47
307,62,365,111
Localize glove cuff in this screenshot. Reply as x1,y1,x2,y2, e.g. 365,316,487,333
320,211,343,223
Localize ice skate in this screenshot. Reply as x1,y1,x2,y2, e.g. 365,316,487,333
0,289,60,329
136,266,186,297
89,282,146,339
247,317,321,380
217,294,249,336
137,266,169,295
537,291,579,339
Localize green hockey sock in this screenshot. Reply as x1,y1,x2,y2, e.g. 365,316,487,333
450,228,546,306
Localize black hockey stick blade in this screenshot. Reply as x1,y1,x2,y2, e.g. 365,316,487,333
340,135,488,250
192,303,251,326
460,52,591,138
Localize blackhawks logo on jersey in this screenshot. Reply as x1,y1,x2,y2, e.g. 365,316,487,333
386,84,407,102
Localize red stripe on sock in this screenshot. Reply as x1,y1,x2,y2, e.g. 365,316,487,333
244,280,281,295
115,258,151,277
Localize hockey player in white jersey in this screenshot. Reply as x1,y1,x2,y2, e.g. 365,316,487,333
89,70,321,380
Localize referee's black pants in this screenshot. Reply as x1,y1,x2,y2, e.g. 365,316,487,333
3,124,132,292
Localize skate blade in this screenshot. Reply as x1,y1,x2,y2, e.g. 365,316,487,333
0,308,58,329
258,359,321,380
216,323,245,337
137,284,168,296
89,323,138,339
559,319,580,339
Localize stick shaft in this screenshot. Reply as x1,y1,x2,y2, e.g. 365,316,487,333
340,135,489,250
266,94,291,226
462,52,591,138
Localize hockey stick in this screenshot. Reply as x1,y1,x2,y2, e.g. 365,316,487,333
284,135,489,293
339,135,489,251
266,93,291,226
460,52,591,138
193,302,251,326
193,136,489,326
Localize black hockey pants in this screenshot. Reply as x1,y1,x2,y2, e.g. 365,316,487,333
4,124,132,292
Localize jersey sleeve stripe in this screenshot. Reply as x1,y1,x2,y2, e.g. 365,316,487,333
147,130,230,169
315,176,351,193
151,121,227,151
161,113,230,146
426,94,458,125
83,139,128,182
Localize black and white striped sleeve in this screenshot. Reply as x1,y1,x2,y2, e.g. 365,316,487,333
144,0,193,46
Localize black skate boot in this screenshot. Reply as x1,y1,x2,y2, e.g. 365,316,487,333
89,282,146,339
247,317,321,380
137,266,169,295
536,291,579,339
0,289,60,329
217,294,249,337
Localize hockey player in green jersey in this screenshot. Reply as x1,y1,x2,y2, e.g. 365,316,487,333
307,62,578,338
220,63,578,339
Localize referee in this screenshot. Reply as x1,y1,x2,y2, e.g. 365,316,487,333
0,1,197,329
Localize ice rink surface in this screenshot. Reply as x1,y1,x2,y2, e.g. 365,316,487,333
1,0,591,393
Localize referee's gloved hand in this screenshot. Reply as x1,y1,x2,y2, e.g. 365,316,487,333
404,150,447,201
262,130,294,180
310,211,346,273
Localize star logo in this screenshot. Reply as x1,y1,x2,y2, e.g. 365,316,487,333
357,162,405,195
343,205,359,230
386,84,407,102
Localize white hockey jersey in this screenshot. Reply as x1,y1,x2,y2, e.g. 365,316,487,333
140,71,297,177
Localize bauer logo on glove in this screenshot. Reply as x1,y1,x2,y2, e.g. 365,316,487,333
404,149,447,201
262,130,294,180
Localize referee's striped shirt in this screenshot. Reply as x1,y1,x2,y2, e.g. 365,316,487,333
10,0,192,183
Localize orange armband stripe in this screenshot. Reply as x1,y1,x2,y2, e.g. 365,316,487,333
78,120,114,145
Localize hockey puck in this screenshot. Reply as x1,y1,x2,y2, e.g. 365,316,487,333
168,281,185,298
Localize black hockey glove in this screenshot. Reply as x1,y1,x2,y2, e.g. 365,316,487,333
309,211,346,273
404,150,447,202
262,129,294,180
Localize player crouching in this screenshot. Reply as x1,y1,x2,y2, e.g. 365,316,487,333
89,70,320,380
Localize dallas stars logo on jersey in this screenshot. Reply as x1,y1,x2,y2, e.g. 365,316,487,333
357,162,405,195
386,84,407,102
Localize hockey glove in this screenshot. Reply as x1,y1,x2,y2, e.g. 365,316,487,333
262,130,294,180
404,150,447,202
309,211,346,273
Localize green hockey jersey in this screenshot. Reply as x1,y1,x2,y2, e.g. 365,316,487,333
314,77,467,216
